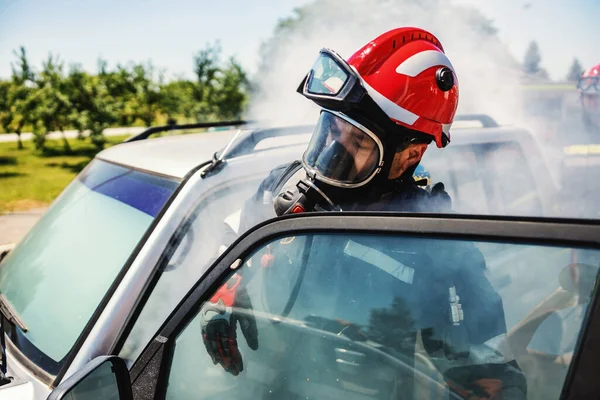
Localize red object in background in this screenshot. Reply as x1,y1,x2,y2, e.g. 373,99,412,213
210,274,241,307
579,63,600,89
260,244,275,268
579,63,600,131
261,253,275,268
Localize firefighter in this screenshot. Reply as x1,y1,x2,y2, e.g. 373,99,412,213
202,27,527,399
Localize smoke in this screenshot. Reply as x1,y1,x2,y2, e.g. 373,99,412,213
246,0,600,219
247,0,525,127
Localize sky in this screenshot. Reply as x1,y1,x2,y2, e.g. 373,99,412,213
0,0,598,81
0,0,313,79
452,0,599,80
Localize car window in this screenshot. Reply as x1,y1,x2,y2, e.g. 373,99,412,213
423,141,543,216
0,159,178,374
119,176,265,364
482,142,543,216
423,145,491,214
162,232,599,400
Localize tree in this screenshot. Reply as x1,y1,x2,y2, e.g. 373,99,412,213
130,62,163,127
159,79,195,124
567,58,584,82
1,43,250,145
97,61,137,127
0,47,36,149
523,41,542,75
213,58,248,120
192,42,222,121
31,54,73,152
0,80,9,121
190,42,248,122
65,65,117,149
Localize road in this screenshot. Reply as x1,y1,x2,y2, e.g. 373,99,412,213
0,126,145,143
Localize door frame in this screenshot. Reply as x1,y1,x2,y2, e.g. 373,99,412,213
128,212,600,400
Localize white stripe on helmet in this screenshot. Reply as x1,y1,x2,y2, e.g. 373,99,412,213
395,50,455,78
442,122,452,141
362,79,419,125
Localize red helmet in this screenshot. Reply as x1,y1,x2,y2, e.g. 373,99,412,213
297,27,458,189
347,27,459,148
578,63,600,133
298,27,459,149
579,63,600,89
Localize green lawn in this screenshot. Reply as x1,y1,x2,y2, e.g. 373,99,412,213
0,135,130,213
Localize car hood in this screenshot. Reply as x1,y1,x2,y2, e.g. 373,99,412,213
0,380,36,400
0,342,52,400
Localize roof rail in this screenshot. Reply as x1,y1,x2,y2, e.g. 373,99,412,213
122,120,249,143
218,115,498,159
221,124,315,159
453,114,499,128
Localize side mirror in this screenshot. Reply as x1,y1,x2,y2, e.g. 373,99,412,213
48,356,132,400
559,263,599,298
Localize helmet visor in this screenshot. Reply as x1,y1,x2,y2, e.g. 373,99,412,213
306,51,350,96
303,111,382,187
297,49,366,112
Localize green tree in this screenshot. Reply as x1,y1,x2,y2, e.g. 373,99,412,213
191,42,248,121
65,65,117,149
213,58,248,120
130,62,163,127
567,58,584,82
0,80,9,120
32,54,73,152
159,79,195,124
192,42,222,121
0,47,36,149
97,61,137,127
1,43,249,145
523,41,543,76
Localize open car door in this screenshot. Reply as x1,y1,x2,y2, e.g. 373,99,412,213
48,213,600,400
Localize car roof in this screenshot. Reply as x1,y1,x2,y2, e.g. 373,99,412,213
96,120,539,180
97,129,242,179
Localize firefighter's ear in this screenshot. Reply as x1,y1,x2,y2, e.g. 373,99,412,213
388,143,429,179
407,143,428,165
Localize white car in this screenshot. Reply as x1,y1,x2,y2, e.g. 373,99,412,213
1,116,597,400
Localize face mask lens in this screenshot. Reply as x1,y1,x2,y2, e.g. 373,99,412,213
304,111,381,186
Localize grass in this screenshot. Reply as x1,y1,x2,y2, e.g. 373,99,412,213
0,135,130,213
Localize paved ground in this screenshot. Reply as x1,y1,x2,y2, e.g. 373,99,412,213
0,208,46,245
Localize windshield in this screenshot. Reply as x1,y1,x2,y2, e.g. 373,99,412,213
0,159,178,374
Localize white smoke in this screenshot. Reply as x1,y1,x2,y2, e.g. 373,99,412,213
248,0,526,128
243,0,600,220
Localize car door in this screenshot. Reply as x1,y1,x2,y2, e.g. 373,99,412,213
48,213,600,400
